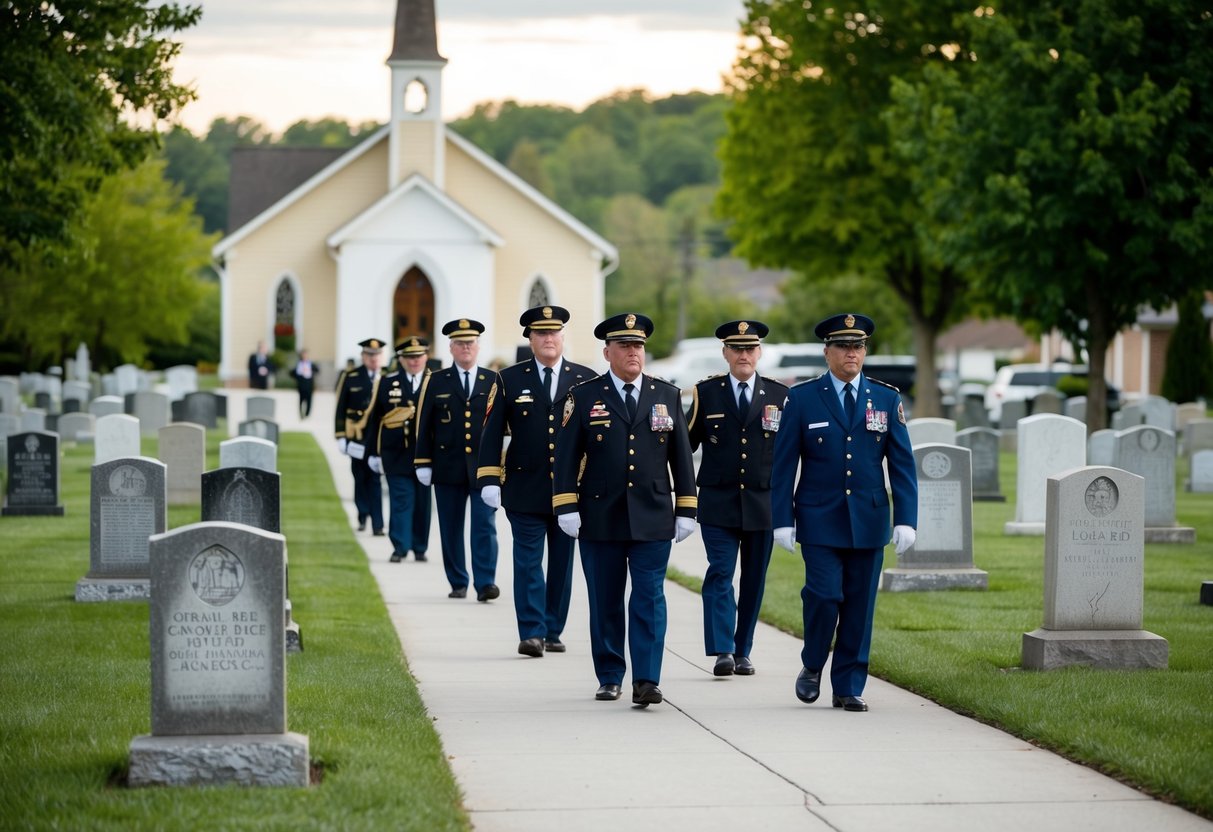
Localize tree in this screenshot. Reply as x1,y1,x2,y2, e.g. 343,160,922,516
1161,292,1213,405
0,1,201,261
544,126,643,230
717,1,975,417
280,117,380,148
888,1,1213,430
162,126,230,233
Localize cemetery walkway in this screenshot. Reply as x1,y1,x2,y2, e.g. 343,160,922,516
240,388,1211,832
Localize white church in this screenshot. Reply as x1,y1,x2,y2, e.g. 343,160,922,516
212,0,618,384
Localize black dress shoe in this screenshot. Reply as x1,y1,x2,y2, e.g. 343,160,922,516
734,656,755,676
357,520,367,532
595,683,622,701
413,552,428,562
833,695,869,712
518,638,544,658
476,584,500,602
795,668,821,703
372,528,385,536
448,587,467,599
543,638,566,653
632,681,663,707
713,654,735,676
389,552,403,563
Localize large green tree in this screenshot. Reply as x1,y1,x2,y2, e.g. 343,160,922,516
717,1,974,416
0,0,200,261
888,1,1213,429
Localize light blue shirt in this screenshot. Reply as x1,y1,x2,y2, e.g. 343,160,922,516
829,371,864,410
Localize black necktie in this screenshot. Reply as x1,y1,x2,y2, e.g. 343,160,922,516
737,381,749,414
543,366,554,404
463,370,471,399
843,382,856,423
623,382,637,420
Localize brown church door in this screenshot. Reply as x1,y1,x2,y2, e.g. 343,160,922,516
394,267,435,347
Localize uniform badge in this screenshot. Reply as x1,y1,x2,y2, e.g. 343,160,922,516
897,401,906,424
761,404,781,432
650,403,674,432
866,406,888,433
485,383,497,417
589,402,609,418
562,395,575,427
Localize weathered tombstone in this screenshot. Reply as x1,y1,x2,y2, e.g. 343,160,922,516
1087,429,1116,467
95,414,142,465
1175,402,1206,434
1063,395,1087,423
1139,395,1175,431
219,436,276,473
1005,414,1086,536
62,380,91,410
238,418,280,445
246,395,276,422
882,444,987,591
61,398,81,414
114,364,140,396
1022,466,1167,670
20,408,46,433
74,457,166,601
1116,402,1145,429
181,391,220,430
132,391,171,437
907,417,957,447
956,427,1005,501
89,395,125,419
56,412,95,444
1184,419,1213,463
101,373,119,397
959,394,990,430
2,431,65,516
1029,390,1064,415
0,377,19,416
128,522,308,787
999,399,1028,432
73,342,91,381
164,365,198,401
1112,425,1194,543
159,423,206,505
34,391,53,413
1189,450,1213,494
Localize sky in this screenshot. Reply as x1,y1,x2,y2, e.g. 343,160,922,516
170,0,749,135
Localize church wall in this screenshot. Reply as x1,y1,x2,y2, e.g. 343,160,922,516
395,121,437,183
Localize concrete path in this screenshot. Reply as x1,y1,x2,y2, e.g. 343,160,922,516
232,388,1210,832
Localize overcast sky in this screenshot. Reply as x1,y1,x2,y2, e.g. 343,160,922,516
171,0,748,134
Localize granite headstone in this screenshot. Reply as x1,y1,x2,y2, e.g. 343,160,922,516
1005,414,1086,536
219,437,276,473
955,427,1004,502
159,423,206,505
1112,425,1194,543
75,457,166,601
907,417,957,448
238,419,280,445
3,431,65,515
95,413,142,465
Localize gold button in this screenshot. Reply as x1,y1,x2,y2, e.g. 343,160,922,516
548,443,555,450
464,422,471,428
549,414,555,421
629,449,635,455
628,482,634,488
739,468,746,474
464,411,471,418
465,446,472,453
629,464,635,470
465,433,472,440
549,427,555,434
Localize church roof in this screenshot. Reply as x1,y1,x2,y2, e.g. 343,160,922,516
388,0,444,62
227,146,347,231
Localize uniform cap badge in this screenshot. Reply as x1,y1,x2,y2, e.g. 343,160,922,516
738,321,749,335
625,313,637,329
543,307,553,318
844,314,855,328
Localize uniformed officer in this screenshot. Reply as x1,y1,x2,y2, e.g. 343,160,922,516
686,320,788,678
415,319,500,600
771,313,918,712
478,306,595,658
334,337,387,535
366,336,433,563
552,312,698,707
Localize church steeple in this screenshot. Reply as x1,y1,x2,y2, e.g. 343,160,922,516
386,0,448,189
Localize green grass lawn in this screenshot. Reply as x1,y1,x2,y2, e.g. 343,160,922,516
0,431,469,831
675,447,1213,819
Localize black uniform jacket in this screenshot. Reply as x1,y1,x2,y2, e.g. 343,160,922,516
414,364,498,486
365,368,430,475
333,366,381,442
552,373,697,542
686,373,789,531
477,359,595,515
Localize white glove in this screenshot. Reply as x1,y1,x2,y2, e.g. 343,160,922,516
415,467,432,487
481,485,501,509
893,525,917,555
346,441,366,460
337,438,348,455
674,517,696,543
368,456,382,475
774,526,796,552
558,511,581,539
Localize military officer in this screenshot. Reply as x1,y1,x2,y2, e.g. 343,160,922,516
334,337,387,535
415,319,500,601
478,305,595,658
552,312,697,707
366,336,433,563
686,320,788,678
771,313,918,712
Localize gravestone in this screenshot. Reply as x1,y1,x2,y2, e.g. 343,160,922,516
164,365,198,401
1189,450,1213,494
1063,396,1087,423
1022,466,1167,670
1202,582,1213,606
61,398,81,414
238,418,280,445
62,380,91,410
999,400,1028,434
1139,395,1175,431
132,391,171,437
128,521,308,787
1175,402,1206,433
115,364,140,396
34,391,54,414
20,408,46,433
958,395,990,430
159,423,206,505
89,395,125,419
101,373,119,397
95,414,142,465
1087,429,1116,467
956,427,1005,501
882,444,987,592
56,412,95,444
0,377,20,415
219,437,276,473
907,417,957,447
73,342,91,381
246,396,276,422
0,413,19,437
1005,414,1086,536
1184,419,1213,463
1029,390,1064,416
3,431,65,515
75,457,166,602
1112,425,1194,543
1116,402,1145,430
180,391,220,429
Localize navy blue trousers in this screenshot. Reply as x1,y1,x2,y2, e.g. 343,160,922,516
350,456,383,531
700,524,773,659
505,510,575,641
800,544,883,697
434,481,498,592
385,471,432,556
579,539,671,686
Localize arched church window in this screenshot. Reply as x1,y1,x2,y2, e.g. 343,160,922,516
527,279,550,308
404,79,428,114
274,279,296,352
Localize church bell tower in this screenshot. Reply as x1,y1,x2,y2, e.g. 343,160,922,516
387,0,447,189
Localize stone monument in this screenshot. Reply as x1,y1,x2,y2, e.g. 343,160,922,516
75,457,166,602
159,423,206,506
2,431,65,516
1112,425,1195,543
1004,414,1086,536
955,427,1004,502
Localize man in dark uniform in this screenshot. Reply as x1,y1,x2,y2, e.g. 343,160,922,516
686,320,788,678
415,319,500,601
366,336,433,563
248,340,274,389
552,312,698,707
478,305,595,658
290,348,317,419
771,313,918,712
334,338,387,535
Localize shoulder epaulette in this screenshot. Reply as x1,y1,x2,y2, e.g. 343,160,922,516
791,373,826,389
760,375,789,390
646,374,680,390
867,377,901,393
696,372,728,387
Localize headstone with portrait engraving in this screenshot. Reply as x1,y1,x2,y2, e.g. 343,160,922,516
1022,466,1167,670
127,521,308,787
1112,425,1194,543
955,427,1004,502
1005,414,1086,536
159,423,206,505
2,431,64,516
882,444,987,592
75,457,166,601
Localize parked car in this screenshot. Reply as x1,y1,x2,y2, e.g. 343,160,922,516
984,363,1121,422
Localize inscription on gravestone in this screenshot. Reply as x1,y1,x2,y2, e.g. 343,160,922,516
3,431,64,516
76,457,166,601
